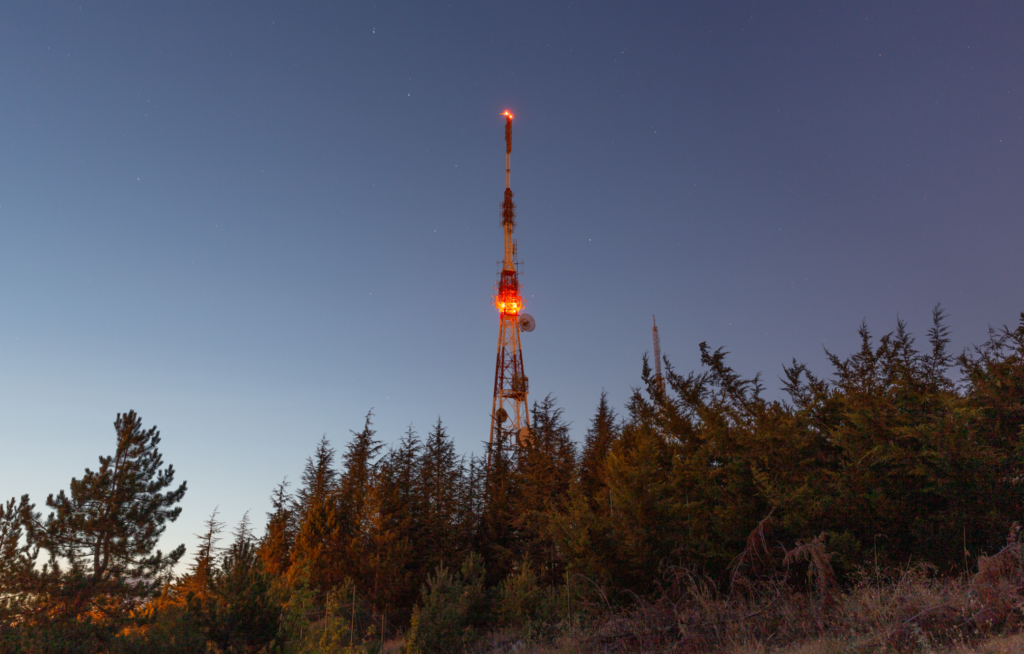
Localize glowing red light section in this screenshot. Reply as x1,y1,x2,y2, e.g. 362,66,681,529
502,110,514,120
494,294,523,315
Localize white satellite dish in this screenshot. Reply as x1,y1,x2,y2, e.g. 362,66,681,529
519,313,536,333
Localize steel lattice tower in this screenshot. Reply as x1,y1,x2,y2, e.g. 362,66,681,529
489,112,532,458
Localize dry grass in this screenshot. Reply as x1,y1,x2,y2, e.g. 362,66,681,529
457,523,1024,654
417,523,1024,653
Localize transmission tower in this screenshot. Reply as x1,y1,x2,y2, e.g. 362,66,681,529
489,111,535,464
652,315,665,393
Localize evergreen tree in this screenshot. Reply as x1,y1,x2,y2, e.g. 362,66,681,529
393,426,423,508
601,389,682,591
289,436,344,594
579,391,619,501
24,411,187,627
356,463,411,614
295,436,339,515
338,411,384,527
335,411,385,587
0,495,37,630
377,426,424,615
521,395,576,509
458,454,485,557
517,396,576,584
479,431,519,586
177,507,225,606
810,316,980,568
939,310,1024,565
418,418,463,571
206,514,281,653
259,478,294,577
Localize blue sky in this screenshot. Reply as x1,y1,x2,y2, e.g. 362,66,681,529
1,1,1021,560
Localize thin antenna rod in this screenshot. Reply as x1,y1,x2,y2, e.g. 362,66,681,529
504,112,512,189
652,315,664,392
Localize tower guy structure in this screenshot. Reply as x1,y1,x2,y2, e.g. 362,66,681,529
490,111,535,458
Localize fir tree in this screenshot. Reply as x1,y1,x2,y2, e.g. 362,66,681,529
295,436,338,515
515,396,576,584
479,430,519,586
458,454,485,556
206,514,280,653
338,411,384,526
356,464,411,613
334,411,384,594
579,391,619,501
393,425,423,508
521,394,576,511
376,426,424,615
289,436,344,594
259,478,294,577
177,507,225,606
418,418,463,570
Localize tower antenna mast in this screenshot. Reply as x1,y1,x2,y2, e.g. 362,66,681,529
489,111,535,468
652,315,665,393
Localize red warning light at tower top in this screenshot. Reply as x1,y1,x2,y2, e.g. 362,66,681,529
502,110,514,119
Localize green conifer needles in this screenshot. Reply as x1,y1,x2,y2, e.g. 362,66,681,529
25,410,187,626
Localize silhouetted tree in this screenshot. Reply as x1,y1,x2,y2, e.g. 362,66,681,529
418,418,464,571
205,515,280,653
0,495,37,631
479,430,519,586
173,507,225,607
24,411,187,630
579,391,619,501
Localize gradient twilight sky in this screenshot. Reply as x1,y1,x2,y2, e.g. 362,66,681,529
1,2,1022,558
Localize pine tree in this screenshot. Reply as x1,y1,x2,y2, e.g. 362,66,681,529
0,495,38,628
25,411,187,626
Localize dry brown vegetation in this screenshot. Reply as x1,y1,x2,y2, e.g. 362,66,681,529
452,521,1024,654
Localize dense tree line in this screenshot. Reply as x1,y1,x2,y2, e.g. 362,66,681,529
2,309,1023,652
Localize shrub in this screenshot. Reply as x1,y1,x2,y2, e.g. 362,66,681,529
404,553,487,654
497,560,541,628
